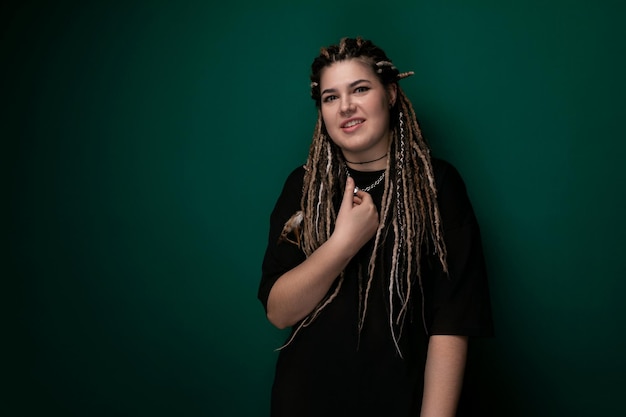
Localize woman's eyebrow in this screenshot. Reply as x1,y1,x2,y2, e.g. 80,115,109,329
321,79,372,95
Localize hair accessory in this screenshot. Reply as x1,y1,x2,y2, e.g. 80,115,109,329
310,81,319,88
398,112,406,157
376,60,414,80
376,60,397,70
376,60,395,74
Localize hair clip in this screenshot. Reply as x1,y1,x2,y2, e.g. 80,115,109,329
310,81,319,88
376,60,395,69
376,60,398,73
397,71,415,80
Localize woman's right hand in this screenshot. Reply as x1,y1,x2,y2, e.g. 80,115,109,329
331,176,379,256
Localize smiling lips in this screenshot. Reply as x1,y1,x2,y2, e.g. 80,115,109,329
341,118,365,130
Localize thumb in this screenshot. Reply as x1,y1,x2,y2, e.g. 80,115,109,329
341,176,356,209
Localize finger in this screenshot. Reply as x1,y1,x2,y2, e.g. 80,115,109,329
354,189,372,202
341,176,356,209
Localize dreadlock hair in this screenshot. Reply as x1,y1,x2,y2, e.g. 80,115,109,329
281,37,448,356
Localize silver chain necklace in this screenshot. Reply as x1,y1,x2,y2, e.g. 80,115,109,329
345,165,386,193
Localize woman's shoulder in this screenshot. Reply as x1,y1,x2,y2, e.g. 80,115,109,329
430,157,475,229
278,165,306,196
431,157,461,190
272,165,306,210
285,165,306,184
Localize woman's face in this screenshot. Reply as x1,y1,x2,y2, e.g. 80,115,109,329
319,59,396,165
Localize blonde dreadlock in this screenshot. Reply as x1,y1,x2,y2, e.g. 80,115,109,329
281,37,448,356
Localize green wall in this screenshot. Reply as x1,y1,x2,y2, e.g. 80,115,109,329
5,1,625,415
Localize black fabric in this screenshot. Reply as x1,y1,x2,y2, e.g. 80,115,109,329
259,158,494,417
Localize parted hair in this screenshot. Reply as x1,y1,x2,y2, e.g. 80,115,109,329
283,37,448,355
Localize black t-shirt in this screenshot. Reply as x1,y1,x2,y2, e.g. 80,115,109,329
259,158,493,417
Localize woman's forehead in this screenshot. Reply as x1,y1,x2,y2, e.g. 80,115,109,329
319,59,377,88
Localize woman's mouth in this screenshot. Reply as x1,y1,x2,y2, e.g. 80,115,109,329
341,118,365,130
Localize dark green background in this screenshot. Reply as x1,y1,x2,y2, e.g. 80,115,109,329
5,1,625,415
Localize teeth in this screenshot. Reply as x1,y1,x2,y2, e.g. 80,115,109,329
344,119,363,128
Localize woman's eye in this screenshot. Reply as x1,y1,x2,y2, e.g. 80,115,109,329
323,95,338,103
355,86,369,93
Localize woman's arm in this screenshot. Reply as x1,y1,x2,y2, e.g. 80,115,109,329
266,177,379,329
421,335,468,417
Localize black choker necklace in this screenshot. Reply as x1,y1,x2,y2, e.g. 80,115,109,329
345,153,388,165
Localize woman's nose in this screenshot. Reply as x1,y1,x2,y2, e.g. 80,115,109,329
339,97,355,115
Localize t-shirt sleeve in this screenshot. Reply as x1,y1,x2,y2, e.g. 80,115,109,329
428,160,494,337
258,166,307,312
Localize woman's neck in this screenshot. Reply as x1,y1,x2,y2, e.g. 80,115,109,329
344,152,388,171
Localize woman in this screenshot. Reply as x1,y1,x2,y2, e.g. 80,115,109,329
259,37,493,417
